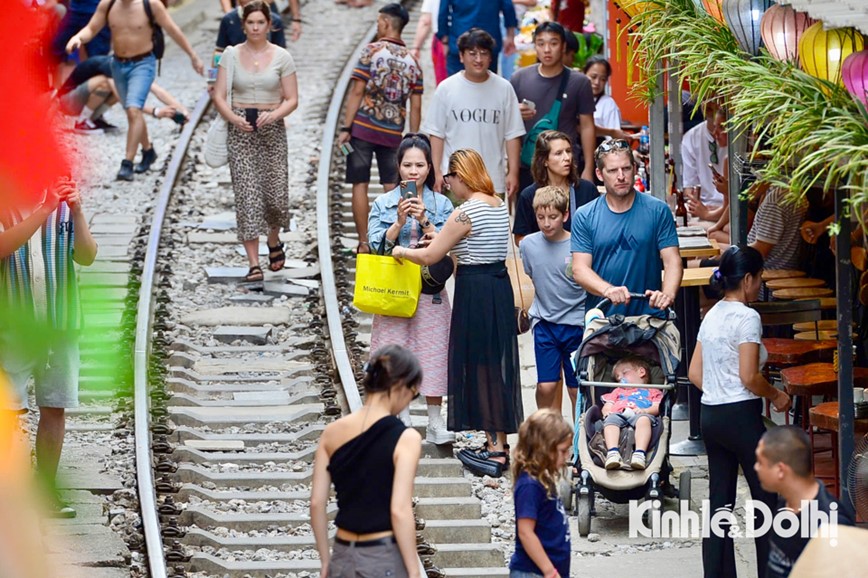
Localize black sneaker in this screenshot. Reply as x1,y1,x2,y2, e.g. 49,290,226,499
134,147,157,173
117,159,134,181
91,117,120,132
73,119,103,135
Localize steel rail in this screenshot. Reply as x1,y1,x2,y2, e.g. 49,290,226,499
316,4,427,576
135,92,210,578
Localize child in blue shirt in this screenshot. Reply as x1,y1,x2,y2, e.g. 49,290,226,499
519,186,587,416
509,409,573,578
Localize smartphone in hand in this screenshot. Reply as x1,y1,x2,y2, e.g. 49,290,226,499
708,163,722,178
245,108,258,131
400,180,417,200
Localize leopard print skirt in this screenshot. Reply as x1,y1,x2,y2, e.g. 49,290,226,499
227,109,289,241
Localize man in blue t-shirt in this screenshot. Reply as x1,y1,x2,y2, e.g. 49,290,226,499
571,140,682,317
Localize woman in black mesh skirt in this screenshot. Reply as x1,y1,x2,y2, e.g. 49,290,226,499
394,149,522,478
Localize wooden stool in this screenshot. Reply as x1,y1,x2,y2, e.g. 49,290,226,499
773,287,834,300
765,278,826,290
797,297,836,310
809,402,868,496
792,320,839,332
763,269,807,281
795,330,837,341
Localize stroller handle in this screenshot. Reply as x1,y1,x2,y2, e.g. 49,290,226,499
579,379,675,391
593,292,675,319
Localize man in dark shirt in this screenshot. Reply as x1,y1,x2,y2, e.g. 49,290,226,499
755,426,855,578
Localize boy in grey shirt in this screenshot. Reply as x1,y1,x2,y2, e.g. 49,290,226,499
519,186,587,416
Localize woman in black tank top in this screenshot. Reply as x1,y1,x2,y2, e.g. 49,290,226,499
311,345,423,578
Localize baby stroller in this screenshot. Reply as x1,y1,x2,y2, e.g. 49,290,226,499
564,293,690,537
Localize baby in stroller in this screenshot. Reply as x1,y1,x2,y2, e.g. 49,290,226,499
602,356,662,471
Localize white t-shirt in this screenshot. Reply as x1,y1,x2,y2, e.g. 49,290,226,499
682,121,727,208
697,300,767,406
421,0,439,34
593,94,622,139
421,72,526,194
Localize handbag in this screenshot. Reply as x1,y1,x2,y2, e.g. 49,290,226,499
508,234,533,335
353,253,422,318
204,47,235,168
519,70,571,167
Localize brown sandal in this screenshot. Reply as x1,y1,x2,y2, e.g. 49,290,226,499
267,241,285,271
244,265,264,282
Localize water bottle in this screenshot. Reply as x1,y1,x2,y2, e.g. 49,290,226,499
638,125,650,155
638,166,648,192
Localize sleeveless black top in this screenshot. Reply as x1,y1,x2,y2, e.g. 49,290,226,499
328,415,407,534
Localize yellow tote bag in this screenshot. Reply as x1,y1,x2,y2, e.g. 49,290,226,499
353,254,422,318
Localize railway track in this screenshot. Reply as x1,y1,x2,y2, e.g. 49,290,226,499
112,2,513,577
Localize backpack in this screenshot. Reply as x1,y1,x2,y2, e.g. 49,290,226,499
107,0,165,70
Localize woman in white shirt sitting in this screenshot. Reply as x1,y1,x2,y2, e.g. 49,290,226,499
688,245,791,578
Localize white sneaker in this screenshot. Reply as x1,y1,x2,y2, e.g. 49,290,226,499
426,421,455,445
605,451,622,470
630,452,647,470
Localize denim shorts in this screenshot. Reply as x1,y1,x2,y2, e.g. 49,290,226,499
111,54,156,110
533,319,583,388
603,411,658,429
345,137,399,185
0,330,80,411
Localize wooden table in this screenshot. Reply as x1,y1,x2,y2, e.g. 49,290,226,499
762,269,807,281
763,338,837,366
679,238,720,260
670,267,716,456
809,401,868,494
765,278,826,290
773,287,834,300
781,362,868,431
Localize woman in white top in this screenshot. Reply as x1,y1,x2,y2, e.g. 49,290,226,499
582,56,635,144
212,1,299,283
688,245,791,578
394,149,522,479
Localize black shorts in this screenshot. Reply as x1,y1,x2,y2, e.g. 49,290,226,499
345,137,399,185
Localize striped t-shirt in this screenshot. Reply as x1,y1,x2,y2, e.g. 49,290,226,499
746,187,806,271
0,203,81,331
452,198,509,265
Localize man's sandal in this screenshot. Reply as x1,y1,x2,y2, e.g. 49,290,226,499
267,242,285,272
244,266,264,283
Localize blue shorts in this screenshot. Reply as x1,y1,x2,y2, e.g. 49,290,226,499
532,319,583,388
111,54,156,110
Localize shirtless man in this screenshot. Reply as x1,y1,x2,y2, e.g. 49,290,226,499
66,0,204,181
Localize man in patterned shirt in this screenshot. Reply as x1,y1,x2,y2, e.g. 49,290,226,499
337,2,423,253
0,179,98,518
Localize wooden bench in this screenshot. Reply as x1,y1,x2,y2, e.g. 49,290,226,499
763,338,836,366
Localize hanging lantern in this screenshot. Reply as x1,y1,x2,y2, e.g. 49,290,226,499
760,4,817,65
799,23,865,86
722,0,772,56
617,0,652,19
701,0,726,24
843,50,868,108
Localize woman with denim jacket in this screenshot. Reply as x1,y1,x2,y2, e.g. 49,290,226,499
367,133,455,445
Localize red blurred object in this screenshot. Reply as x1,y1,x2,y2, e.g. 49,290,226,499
553,0,586,35
0,2,73,209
